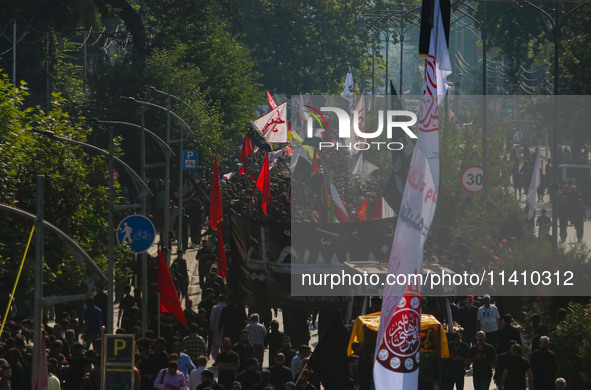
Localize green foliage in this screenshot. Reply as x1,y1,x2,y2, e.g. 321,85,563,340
143,0,261,135
431,113,520,258
230,0,373,94
0,73,110,297
553,302,591,389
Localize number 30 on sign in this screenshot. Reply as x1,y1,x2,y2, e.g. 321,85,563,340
461,165,488,194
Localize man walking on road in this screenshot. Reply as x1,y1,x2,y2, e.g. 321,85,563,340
500,344,533,390
467,331,497,390
477,295,501,350
530,336,557,390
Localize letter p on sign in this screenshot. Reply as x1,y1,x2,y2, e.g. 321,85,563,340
114,339,126,356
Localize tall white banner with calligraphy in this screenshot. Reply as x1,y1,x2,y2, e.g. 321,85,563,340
373,0,451,389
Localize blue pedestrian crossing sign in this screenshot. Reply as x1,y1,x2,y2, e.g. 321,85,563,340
116,215,156,253
183,149,198,170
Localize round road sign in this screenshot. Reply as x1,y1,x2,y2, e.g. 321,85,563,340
116,215,155,253
461,165,488,194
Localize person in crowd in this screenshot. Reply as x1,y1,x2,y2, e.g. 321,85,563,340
269,353,293,390
495,340,518,389
441,332,469,390
537,209,552,240
477,295,501,350
290,345,311,381
554,377,566,390
457,296,478,345
246,314,267,368
250,369,275,390
217,338,240,390
170,342,196,379
237,357,261,390
195,369,224,390
196,241,214,289
265,320,285,368
220,298,246,344
278,337,296,369
118,284,137,329
497,314,522,355
183,323,207,364
530,336,557,390
467,331,497,390
153,360,186,390
187,355,208,390
198,289,217,323
184,300,199,326
232,330,255,373
82,299,102,350
499,344,533,390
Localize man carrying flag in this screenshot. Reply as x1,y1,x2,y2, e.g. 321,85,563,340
374,0,451,389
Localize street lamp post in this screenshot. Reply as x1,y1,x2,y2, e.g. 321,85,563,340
454,3,517,199
148,88,201,254
31,129,151,333
523,0,590,251
91,118,174,335
124,96,197,255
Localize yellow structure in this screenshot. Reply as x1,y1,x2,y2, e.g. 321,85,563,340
347,312,449,358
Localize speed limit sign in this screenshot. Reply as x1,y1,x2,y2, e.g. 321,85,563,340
461,165,488,193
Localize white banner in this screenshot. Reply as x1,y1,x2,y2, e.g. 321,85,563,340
253,102,288,143
374,0,451,388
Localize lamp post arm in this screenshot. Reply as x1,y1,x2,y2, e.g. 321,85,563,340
0,203,107,283
30,129,152,197
93,119,176,157
123,97,195,139
524,1,555,28
148,86,203,125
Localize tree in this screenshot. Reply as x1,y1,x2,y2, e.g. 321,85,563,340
0,73,113,299
229,0,373,94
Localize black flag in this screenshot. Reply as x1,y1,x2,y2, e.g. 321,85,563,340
381,82,415,215
419,0,451,58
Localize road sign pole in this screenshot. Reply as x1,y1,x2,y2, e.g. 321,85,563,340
140,109,148,337
32,175,44,389
108,126,114,334
178,91,184,253
164,94,171,264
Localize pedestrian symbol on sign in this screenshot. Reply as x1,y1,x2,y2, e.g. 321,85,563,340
116,215,155,253
121,222,133,244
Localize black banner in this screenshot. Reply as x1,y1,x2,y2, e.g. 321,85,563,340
229,216,397,307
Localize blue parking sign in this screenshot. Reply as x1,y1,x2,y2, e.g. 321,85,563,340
116,215,156,253
183,150,198,170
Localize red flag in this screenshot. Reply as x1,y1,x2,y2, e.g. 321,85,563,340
157,248,188,328
255,153,271,215
368,196,395,220
239,136,254,176
357,196,369,221
250,171,255,183
216,228,227,277
266,90,277,110
35,337,48,390
209,156,223,230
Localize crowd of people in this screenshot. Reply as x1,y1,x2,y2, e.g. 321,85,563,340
0,288,575,390
447,294,566,390
1,138,586,390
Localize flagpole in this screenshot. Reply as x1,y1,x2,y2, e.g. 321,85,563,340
157,291,161,338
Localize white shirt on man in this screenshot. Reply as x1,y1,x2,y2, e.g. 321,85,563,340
477,304,500,332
